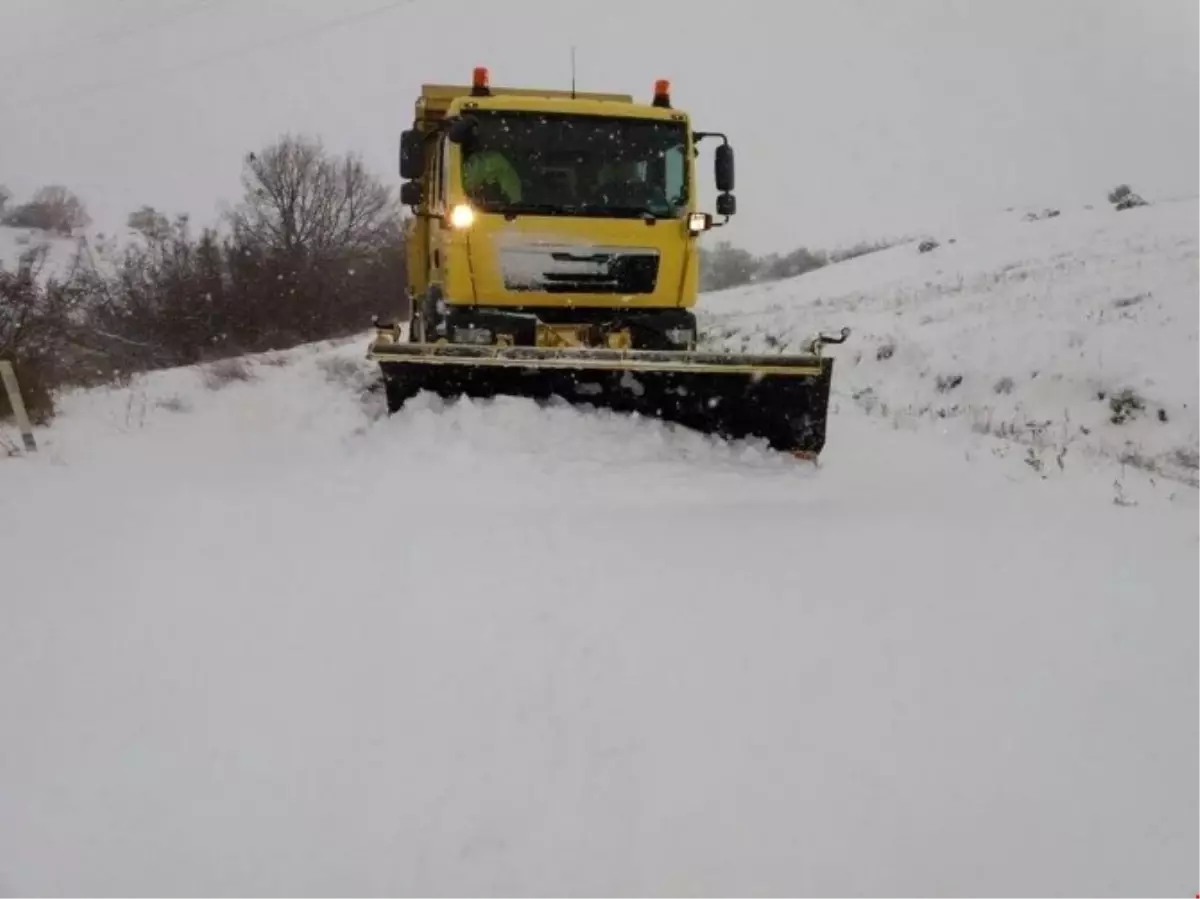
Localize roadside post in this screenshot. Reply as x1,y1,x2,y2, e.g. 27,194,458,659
0,360,37,452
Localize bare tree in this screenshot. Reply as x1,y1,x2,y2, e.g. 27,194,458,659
126,205,172,242
2,184,91,234
231,134,397,257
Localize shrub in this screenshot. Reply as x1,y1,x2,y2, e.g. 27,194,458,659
758,246,828,281
697,234,896,292
0,245,91,423
80,134,408,377
202,358,256,390
2,185,90,235
698,240,759,291
828,239,895,263
1,135,409,425
1107,184,1148,211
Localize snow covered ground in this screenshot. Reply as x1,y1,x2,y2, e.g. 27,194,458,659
701,198,1200,486
0,200,1196,896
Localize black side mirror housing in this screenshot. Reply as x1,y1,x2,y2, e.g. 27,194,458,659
447,115,479,146
399,180,422,207
716,192,737,217
399,130,424,180
715,143,735,194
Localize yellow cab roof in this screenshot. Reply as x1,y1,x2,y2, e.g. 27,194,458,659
413,83,687,133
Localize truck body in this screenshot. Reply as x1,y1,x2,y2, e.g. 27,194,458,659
369,68,847,460
394,69,735,350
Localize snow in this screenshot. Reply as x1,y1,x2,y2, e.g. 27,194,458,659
0,200,1197,896
0,225,87,281
701,198,1200,485
0,224,131,284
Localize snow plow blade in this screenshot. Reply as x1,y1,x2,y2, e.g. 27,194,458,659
369,330,848,458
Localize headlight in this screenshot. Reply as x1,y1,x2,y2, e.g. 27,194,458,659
449,204,475,229
687,212,711,234
665,327,694,346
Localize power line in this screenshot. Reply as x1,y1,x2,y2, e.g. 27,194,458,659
1,0,414,114
0,0,227,73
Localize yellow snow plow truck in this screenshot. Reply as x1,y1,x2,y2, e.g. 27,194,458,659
369,67,849,457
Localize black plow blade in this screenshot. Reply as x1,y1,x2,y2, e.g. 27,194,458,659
370,343,839,457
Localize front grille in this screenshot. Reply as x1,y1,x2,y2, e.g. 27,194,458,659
501,248,660,295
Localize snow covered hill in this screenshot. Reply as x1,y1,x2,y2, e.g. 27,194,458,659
0,223,130,286
0,224,88,280
0,200,1196,896
701,198,1199,486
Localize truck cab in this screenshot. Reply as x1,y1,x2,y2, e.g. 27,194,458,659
396,68,736,351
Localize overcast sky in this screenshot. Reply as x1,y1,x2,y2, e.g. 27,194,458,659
0,0,1195,253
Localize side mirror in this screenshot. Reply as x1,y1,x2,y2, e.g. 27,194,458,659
715,143,735,193
716,192,736,217
399,130,424,180
399,180,422,207
447,115,479,146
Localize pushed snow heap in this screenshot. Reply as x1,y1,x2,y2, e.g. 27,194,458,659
369,68,850,458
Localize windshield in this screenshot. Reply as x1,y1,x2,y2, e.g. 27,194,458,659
458,110,689,218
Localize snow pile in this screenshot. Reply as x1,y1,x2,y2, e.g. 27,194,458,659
2,338,818,496
701,198,1200,485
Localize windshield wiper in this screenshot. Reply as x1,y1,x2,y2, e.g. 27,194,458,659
576,203,673,221
494,203,564,220
482,203,675,221
618,206,676,224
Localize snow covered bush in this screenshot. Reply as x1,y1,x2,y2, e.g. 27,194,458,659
0,245,90,423
1108,184,1148,211
202,358,256,390
1,185,91,235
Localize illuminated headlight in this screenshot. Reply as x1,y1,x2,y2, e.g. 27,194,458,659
449,204,475,229
665,327,694,346
687,212,710,234
452,327,493,345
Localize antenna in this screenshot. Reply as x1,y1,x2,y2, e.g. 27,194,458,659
571,45,576,97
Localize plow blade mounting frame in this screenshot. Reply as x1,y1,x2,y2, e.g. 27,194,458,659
370,342,838,457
